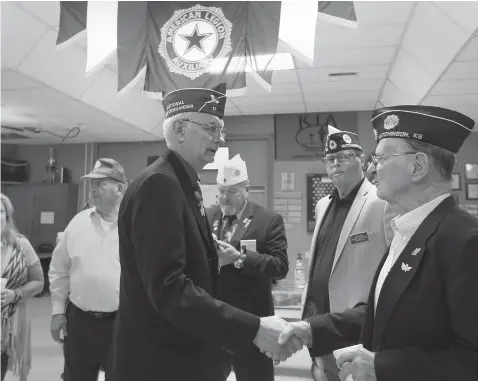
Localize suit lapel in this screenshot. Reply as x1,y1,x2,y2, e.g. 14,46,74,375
362,247,389,349
372,198,452,349
167,150,215,254
231,202,255,245
308,197,333,278
331,180,370,275
209,207,223,239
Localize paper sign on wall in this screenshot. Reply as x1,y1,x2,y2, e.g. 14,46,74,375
40,212,55,224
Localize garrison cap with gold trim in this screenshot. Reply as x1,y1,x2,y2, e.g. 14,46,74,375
162,83,227,119
371,105,475,153
217,154,248,186
325,125,362,154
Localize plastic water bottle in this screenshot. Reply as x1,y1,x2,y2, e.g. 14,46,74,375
295,253,306,289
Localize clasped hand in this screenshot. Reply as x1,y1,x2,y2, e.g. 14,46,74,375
215,239,240,266
254,317,311,364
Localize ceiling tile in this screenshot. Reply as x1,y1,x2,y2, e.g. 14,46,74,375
1,70,45,91
16,1,60,28
457,37,478,61
271,70,299,84
433,1,478,35
442,61,478,80
402,2,470,78
17,29,95,99
354,1,415,25
1,2,50,68
315,24,404,50
301,79,383,94
314,47,396,67
297,65,389,83
429,79,478,95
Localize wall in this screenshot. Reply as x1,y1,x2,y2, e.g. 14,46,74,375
3,111,477,274
1,144,18,159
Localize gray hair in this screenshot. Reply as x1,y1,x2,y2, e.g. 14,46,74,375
405,140,456,180
162,112,225,146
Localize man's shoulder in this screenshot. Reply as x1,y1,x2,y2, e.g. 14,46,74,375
206,204,221,219
250,202,282,222
124,158,179,201
65,208,95,232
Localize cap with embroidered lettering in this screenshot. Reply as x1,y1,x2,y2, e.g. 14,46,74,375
371,105,474,153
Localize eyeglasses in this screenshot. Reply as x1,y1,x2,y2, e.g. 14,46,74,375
371,152,416,167
218,189,242,197
183,118,227,139
322,152,357,166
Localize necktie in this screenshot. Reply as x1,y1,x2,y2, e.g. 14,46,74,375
221,215,236,243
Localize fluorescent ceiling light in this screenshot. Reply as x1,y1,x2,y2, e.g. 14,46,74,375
209,53,295,74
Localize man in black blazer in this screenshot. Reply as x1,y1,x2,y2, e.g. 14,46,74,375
334,105,478,381
206,154,289,381
110,84,299,381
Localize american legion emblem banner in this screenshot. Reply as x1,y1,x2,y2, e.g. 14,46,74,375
57,1,357,97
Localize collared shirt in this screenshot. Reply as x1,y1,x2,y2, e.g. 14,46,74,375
220,201,248,239
49,208,121,315
374,193,451,310
303,179,364,318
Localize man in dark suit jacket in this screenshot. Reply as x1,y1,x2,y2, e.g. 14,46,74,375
110,84,299,381
206,154,289,381
334,105,478,381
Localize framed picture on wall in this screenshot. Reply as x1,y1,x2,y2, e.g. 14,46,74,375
464,164,478,181
451,173,461,190
466,183,478,200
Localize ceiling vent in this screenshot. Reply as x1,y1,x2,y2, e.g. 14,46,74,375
328,72,358,77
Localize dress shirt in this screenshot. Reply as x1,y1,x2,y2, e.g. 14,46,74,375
303,179,364,319
374,193,451,310
49,208,121,315
220,201,248,239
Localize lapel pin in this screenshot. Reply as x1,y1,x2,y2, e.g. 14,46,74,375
401,262,412,272
243,218,251,229
213,220,219,231
410,248,421,256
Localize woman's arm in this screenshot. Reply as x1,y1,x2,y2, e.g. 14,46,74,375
16,236,44,299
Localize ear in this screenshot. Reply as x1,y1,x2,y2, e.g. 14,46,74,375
173,120,186,141
358,153,366,167
410,152,429,181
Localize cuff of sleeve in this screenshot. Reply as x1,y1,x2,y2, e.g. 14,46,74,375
306,320,313,348
52,301,67,316
241,250,260,273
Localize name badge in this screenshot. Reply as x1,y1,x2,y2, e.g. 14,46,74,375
350,232,369,244
240,239,257,253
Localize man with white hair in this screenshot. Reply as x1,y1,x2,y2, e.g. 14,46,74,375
336,105,478,381
278,126,397,381
110,84,299,381
207,154,289,381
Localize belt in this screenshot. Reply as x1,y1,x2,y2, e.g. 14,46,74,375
85,310,117,319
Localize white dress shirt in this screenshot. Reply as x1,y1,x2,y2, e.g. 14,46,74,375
374,193,451,311
49,208,121,315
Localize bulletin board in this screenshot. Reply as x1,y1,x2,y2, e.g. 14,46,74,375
306,174,335,232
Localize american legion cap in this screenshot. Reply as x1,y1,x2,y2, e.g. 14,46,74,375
81,158,127,183
371,105,475,154
217,154,248,187
162,83,227,119
325,125,363,154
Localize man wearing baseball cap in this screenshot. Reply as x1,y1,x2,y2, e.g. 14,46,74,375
49,158,127,381
111,84,297,381
279,126,397,381
336,105,478,381
207,154,289,381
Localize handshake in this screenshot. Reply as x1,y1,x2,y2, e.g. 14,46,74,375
253,316,312,364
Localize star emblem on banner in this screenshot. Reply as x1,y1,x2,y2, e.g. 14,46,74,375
180,24,212,55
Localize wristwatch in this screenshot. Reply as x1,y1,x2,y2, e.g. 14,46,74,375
234,253,246,269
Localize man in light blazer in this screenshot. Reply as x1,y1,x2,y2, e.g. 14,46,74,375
278,126,397,381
